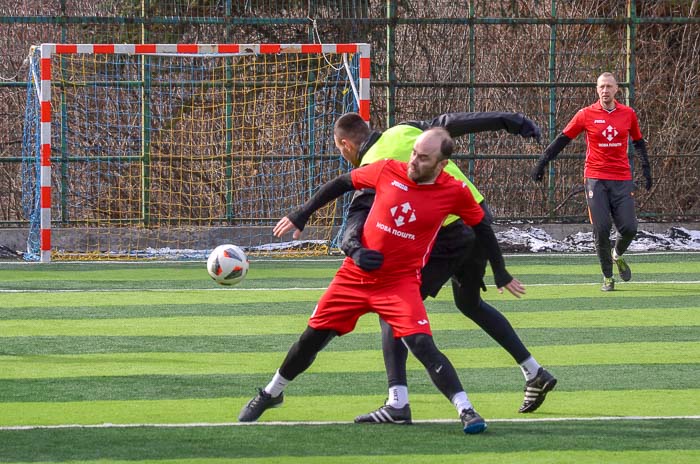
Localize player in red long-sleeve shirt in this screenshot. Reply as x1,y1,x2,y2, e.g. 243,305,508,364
532,72,652,291
238,128,515,434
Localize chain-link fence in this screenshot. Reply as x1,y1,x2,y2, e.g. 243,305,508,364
1,1,699,229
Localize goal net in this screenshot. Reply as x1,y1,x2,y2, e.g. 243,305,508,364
21,43,370,262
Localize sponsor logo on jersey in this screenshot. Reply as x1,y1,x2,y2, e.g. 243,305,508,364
594,119,606,124
390,202,416,227
374,202,417,240
417,319,429,325
602,125,619,141
391,180,408,191
376,221,416,240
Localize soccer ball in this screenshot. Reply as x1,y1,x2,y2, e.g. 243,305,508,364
207,244,249,286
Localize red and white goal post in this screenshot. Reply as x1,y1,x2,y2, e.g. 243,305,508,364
22,43,370,262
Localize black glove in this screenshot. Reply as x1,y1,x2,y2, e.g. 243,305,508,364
519,118,542,144
632,139,652,191
642,164,652,191
349,247,384,271
530,158,547,182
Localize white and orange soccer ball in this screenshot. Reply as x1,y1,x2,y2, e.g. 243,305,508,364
206,244,249,286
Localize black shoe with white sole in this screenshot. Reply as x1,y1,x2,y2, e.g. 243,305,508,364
519,367,557,413
354,403,412,424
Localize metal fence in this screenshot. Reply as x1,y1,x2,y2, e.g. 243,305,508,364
1,0,699,229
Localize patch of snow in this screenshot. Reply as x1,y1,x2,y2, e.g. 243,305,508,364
497,226,700,253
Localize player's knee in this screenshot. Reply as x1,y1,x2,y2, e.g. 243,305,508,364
402,333,441,367
451,279,480,317
618,224,637,239
298,326,337,354
281,327,337,379
593,221,612,237
456,299,480,318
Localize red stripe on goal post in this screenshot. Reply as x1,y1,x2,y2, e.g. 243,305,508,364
336,44,358,53
41,144,50,166
218,44,240,53
360,57,371,78
40,187,51,208
301,44,323,53
135,44,157,54
359,100,370,122
260,44,281,54
40,58,51,80
41,228,51,251
40,101,51,123
177,44,199,54
55,44,77,54
93,44,115,54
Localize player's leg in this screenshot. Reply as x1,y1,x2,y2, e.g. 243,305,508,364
609,180,637,282
402,333,487,434
374,282,487,434
585,178,615,290
354,317,413,424
452,248,557,412
239,269,364,422
355,222,472,424
238,326,337,422
453,246,532,358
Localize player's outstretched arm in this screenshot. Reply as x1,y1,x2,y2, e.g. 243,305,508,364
404,112,542,142
273,173,355,238
531,133,572,182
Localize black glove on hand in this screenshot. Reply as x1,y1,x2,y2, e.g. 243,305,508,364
350,247,384,271
519,119,542,144
530,158,547,182
642,164,652,191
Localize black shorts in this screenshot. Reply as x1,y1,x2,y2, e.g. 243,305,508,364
420,220,486,306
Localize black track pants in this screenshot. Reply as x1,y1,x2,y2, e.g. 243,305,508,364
584,178,638,278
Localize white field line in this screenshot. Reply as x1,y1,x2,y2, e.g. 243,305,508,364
2,415,698,431
2,280,700,293
2,251,699,266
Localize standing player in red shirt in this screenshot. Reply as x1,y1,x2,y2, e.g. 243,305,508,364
238,128,514,434
531,72,652,291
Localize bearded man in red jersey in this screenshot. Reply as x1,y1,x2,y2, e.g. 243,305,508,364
238,128,516,434
532,72,652,291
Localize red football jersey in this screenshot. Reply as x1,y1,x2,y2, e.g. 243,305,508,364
562,100,643,180
350,159,484,279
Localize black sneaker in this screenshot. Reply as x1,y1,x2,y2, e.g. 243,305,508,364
614,254,632,282
460,408,487,434
519,367,557,413
354,404,412,424
601,276,615,292
238,388,284,422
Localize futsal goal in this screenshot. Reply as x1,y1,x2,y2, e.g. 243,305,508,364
21,43,370,262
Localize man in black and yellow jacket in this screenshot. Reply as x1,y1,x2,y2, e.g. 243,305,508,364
333,111,557,423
